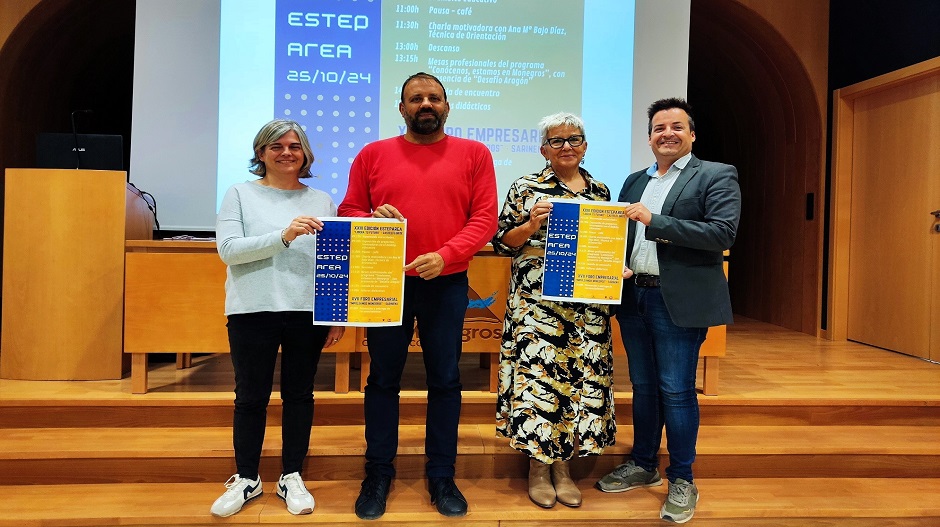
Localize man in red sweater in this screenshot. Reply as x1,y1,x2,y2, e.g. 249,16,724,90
338,72,498,520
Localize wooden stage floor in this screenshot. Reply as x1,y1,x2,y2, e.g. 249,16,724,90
1,317,939,526
1,316,937,403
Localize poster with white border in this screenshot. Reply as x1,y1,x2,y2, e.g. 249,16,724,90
313,217,406,326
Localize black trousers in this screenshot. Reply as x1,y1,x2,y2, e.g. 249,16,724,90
363,272,469,479
227,311,327,478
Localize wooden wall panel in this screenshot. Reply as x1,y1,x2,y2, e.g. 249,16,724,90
689,0,828,335
0,0,42,47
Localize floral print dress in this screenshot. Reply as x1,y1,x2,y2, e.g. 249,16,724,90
492,166,617,463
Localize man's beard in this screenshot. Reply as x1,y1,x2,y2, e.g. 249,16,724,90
408,109,445,135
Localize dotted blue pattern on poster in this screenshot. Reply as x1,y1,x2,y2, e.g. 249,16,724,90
314,221,352,323
275,0,381,201
543,201,581,299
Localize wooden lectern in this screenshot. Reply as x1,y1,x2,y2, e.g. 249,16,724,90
1,168,153,380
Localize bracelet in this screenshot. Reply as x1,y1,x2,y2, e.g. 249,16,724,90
281,229,291,248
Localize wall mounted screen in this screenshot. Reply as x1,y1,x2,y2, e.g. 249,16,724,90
132,0,689,231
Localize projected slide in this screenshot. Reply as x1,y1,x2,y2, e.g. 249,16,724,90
218,0,633,209
275,0,381,203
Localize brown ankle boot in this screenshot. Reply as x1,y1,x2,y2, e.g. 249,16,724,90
551,460,582,507
528,458,556,508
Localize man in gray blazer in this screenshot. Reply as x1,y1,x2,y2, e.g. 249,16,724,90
595,98,741,524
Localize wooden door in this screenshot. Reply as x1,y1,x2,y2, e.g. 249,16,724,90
845,73,940,361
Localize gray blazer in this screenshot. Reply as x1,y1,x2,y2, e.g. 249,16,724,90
618,154,741,328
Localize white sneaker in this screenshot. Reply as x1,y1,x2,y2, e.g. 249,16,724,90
210,474,262,517
277,472,315,515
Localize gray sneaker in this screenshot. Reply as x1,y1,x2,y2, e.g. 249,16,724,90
594,460,663,493
660,478,699,524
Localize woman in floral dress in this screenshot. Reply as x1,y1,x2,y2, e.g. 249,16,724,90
492,112,618,509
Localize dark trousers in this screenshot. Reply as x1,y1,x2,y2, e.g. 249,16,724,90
227,311,327,479
364,272,469,479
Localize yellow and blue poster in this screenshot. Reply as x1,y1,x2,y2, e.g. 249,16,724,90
313,218,406,326
542,199,628,304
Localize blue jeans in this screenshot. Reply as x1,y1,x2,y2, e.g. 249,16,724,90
227,311,327,478
617,286,707,483
363,272,469,479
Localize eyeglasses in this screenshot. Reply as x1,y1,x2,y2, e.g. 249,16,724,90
543,135,585,149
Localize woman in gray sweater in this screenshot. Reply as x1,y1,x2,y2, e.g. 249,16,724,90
211,119,344,518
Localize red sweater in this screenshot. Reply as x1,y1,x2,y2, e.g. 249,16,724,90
338,135,498,276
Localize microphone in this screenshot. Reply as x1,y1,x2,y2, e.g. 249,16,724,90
70,109,93,169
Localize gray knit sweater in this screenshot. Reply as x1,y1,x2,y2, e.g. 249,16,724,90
216,181,337,315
